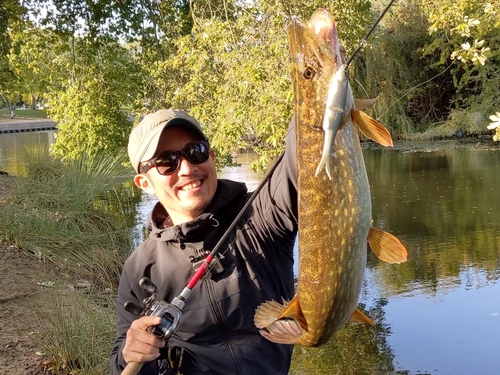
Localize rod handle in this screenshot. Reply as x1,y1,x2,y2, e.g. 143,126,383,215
122,361,144,375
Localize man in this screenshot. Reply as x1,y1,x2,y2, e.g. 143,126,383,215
111,109,298,374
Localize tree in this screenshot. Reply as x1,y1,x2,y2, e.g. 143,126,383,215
48,37,141,159
0,0,25,111
422,0,500,134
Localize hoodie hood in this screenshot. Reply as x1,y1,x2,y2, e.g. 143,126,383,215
146,179,248,243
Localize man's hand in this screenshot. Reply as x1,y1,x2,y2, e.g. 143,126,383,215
123,316,166,363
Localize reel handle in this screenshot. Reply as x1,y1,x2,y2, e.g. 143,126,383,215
121,277,182,374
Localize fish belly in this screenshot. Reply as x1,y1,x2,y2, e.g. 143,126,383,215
296,118,371,346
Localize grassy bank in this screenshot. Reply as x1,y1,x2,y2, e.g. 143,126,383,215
0,108,48,121
0,146,137,374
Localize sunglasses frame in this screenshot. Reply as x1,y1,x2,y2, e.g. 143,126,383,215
139,140,210,175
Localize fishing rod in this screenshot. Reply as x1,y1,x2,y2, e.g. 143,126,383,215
122,151,285,375
345,0,397,67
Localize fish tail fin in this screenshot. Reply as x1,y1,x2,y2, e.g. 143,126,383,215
349,308,375,325
254,296,306,344
351,109,393,147
315,156,333,179
367,227,408,264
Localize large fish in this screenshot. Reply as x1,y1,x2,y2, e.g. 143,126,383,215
254,9,407,347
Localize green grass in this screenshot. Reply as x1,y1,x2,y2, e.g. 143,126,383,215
0,108,48,121
38,290,117,375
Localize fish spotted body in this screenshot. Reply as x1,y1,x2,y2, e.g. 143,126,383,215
254,9,407,347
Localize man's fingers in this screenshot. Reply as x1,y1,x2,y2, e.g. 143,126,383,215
135,316,162,330
123,316,166,363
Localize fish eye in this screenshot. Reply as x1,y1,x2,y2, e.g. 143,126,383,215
303,67,315,79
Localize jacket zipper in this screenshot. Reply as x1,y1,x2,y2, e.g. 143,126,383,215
206,279,243,375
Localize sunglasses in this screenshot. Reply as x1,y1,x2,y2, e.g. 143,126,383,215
140,140,210,175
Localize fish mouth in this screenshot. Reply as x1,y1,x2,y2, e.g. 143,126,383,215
307,9,341,64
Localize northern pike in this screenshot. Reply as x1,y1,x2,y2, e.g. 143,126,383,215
254,9,407,347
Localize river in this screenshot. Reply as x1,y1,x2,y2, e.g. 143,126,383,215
1,130,499,375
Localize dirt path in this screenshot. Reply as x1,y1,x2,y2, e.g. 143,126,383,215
0,240,59,374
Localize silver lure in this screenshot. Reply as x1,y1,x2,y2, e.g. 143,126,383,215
314,64,349,179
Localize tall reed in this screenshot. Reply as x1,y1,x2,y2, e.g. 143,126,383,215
0,144,136,290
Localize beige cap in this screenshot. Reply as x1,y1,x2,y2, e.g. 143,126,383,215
128,109,207,173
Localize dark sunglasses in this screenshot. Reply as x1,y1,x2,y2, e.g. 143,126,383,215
140,140,210,175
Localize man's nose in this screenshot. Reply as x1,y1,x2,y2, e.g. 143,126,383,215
177,156,197,174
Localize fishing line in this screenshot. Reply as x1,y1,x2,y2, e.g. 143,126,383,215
345,0,398,67
377,62,454,120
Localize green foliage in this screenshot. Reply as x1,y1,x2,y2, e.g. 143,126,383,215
132,0,373,171
3,0,500,160
47,37,140,159
8,24,67,107
422,0,500,134
355,1,451,135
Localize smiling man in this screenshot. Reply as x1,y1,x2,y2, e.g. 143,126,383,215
110,109,299,375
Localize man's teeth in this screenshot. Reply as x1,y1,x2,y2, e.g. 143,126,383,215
180,180,202,191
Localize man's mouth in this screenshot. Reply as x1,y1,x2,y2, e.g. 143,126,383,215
179,180,202,191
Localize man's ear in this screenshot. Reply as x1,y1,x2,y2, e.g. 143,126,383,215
134,174,155,195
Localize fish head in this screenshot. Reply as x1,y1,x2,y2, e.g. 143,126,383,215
287,9,344,132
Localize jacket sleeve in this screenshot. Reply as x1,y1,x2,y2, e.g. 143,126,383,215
254,117,298,239
110,261,169,375
109,265,142,374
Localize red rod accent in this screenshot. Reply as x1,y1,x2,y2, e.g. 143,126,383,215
187,255,214,289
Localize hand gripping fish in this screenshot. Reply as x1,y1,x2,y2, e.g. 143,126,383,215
254,9,408,347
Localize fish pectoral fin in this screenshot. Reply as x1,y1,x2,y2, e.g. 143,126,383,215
350,109,393,147
349,308,375,325
367,227,408,264
254,296,306,344
354,98,377,111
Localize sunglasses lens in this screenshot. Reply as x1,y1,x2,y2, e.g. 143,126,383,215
155,154,180,175
186,142,209,164
154,141,209,175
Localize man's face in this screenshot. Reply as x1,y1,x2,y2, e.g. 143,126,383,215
135,125,217,225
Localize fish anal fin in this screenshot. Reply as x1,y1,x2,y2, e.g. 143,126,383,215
351,109,393,147
349,308,375,325
259,319,304,344
367,227,408,264
354,98,377,111
254,296,305,344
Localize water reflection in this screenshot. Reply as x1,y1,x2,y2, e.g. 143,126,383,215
0,130,56,175
361,144,500,375
2,133,499,374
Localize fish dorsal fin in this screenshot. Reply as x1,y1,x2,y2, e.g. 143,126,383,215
349,308,375,325
367,227,408,264
350,109,393,147
254,297,306,344
354,98,377,111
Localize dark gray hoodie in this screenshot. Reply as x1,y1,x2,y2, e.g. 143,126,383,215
111,122,298,374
